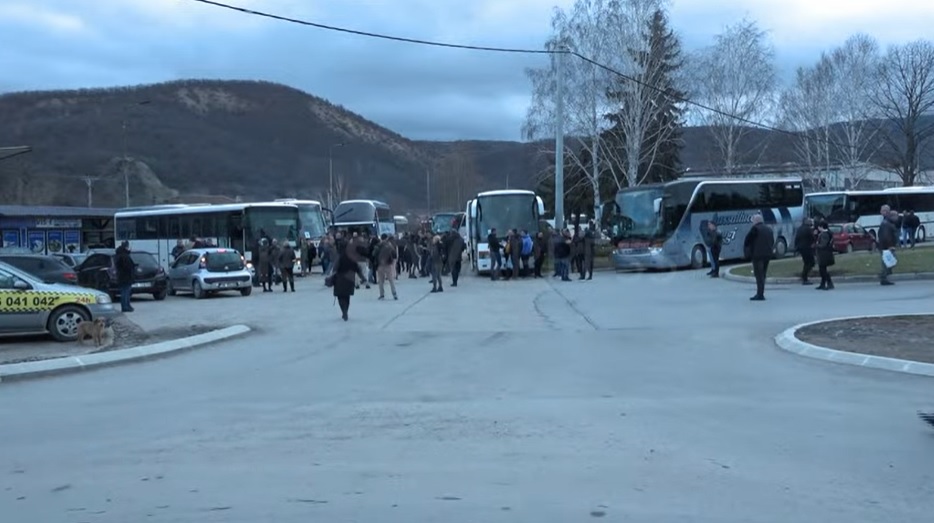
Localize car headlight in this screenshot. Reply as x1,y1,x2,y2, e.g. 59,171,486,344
648,247,662,255
96,294,112,304
246,262,254,269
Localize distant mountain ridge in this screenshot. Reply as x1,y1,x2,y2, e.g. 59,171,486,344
1,78,907,212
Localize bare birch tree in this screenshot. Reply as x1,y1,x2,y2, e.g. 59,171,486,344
686,18,776,173
829,34,883,186
524,0,614,217
780,61,836,186
870,39,934,186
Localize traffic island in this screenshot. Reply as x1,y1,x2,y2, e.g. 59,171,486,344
724,247,934,284
775,313,934,377
0,318,251,382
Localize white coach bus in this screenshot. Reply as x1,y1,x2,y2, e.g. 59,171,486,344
465,189,545,275
114,202,300,270
804,186,934,242
603,178,804,270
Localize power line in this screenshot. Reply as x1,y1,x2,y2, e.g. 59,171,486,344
188,0,847,150
189,0,551,54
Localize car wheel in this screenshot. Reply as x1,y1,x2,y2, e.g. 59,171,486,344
152,289,167,301
240,285,253,297
48,305,90,342
192,280,205,299
846,243,854,254
690,245,706,270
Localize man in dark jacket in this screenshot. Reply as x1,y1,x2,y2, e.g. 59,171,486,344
704,221,723,278
447,230,465,287
487,228,502,281
743,214,775,301
114,241,136,312
794,218,816,285
877,206,898,286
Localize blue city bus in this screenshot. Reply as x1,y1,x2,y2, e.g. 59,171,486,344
602,178,803,270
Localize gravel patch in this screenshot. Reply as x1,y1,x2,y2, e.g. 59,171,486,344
795,315,934,365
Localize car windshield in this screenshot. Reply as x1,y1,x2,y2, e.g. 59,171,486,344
611,188,664,239
205,251,244,270
297,204,328,239
476,194,538,240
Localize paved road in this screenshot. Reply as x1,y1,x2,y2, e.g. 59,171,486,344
3,271,933,522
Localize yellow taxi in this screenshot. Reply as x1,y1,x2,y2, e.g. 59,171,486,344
0,260,120,342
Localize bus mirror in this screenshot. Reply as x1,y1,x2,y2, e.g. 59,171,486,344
653,198,662,214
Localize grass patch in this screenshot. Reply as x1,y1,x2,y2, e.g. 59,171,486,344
729,247,934,278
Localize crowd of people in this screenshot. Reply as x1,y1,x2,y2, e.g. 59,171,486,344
702,205,905,301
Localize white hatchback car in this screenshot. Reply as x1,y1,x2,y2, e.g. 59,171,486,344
166,248,253,299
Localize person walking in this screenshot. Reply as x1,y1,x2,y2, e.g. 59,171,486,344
331,238,365,321
877,205,898,286
705,221,723,278
447,229,465,287
430,235,444,293
114,240,135,312
743,213,774,301
377,234,398,300
278,240,296,292
815,220,835,290
794,218,816,285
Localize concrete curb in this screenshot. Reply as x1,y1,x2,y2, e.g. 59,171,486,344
723,270,934,285
774,313,934,378
0,325,252,383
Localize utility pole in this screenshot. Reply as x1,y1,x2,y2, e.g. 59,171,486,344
554,44,567,231
82,175,102,207
328,143,344,209
121,100,151,208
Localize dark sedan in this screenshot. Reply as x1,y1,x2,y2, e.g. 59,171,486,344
0,254,79,285
75,250,168,300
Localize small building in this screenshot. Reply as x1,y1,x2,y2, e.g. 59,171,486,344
0,205,118,254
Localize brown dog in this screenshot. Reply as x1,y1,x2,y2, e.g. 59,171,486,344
77,318,107,347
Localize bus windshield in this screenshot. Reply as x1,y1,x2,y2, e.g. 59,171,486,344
296,204,328,239
612,188,664,239
477,194,538,239
805,193,851,222
245,207,299,245
333,202,374,224
431,213,458,234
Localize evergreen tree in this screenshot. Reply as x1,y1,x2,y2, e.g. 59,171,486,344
603,9,685,186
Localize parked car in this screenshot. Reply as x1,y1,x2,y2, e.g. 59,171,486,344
0,260,119,342
0,254,79,285
167,248,253,299
75,249,168,300
829,223,875,253
53,252,89,269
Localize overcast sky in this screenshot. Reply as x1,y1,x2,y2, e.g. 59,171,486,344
1,0,932,141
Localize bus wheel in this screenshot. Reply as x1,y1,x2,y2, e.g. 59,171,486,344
917,226,926,243
774,238,788,258
690,245,706,270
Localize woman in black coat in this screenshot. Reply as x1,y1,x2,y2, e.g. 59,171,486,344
332,239,365,321
815,221,835,290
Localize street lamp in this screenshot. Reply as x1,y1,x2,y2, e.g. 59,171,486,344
328,142,344,209
121,100,152,207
